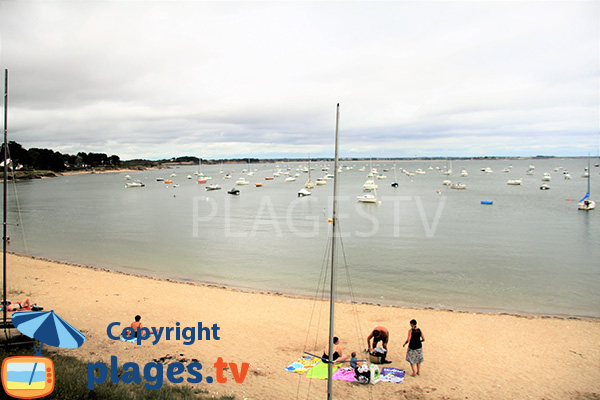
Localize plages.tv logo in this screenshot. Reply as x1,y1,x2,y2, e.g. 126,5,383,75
1,310,86,399
2,356,54,399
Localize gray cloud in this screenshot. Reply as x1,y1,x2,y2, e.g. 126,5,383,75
1,1,598,160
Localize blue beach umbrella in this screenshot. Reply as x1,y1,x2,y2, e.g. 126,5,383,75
11,310,85,386
12,310,86,349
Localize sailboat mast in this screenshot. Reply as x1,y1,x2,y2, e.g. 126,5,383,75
588,155,591,195
3,69,8,325
327,103,340,399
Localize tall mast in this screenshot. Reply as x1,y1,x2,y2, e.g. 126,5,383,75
327,103,340,399
3,69,8,326
588,154,591,195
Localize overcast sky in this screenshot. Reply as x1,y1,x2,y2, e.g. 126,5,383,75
1,1,598,160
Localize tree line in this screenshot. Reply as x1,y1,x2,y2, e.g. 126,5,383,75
2,141,121,172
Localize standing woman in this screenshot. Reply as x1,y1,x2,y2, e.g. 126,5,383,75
403,319,425,376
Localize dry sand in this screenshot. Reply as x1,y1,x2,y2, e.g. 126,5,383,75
3,253,599,399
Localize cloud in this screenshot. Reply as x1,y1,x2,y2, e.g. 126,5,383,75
0,1,598,160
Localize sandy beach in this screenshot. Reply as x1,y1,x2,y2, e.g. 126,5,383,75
3,253,599,399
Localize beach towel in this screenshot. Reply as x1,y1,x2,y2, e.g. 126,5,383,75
380,367,405,383
119,333,154,343
285,355,321,374
332,367,355,382
305,361,340,379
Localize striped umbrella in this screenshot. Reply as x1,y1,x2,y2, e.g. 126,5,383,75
12,310,85,349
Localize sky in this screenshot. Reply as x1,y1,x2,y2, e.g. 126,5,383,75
0,1,598,160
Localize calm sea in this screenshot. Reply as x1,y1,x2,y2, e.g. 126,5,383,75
7,158,600,318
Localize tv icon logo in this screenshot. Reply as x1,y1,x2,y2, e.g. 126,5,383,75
1,356,54,399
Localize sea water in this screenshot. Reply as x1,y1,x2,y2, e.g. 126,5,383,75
7,158,600,317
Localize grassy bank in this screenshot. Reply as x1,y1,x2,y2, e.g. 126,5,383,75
0,344,235,400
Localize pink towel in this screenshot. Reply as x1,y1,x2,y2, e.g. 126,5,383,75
332,367,355,382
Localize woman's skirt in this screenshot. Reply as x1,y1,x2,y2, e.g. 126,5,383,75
405,347,424,365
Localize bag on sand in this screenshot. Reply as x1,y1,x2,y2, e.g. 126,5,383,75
355,363,380,385
369,347,387,364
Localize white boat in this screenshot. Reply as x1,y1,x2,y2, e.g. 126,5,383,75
541,172,551,181
540,184,550,190
581,168,589,178
126,180,145,188
483,167,493,173
415,169,426,175
526,169,534,175
376,174,387,179
563,171,572,179
460,169,468,177
224,173,232,179
205,184,221,191
187,175,192,179
235,178,249,185
442,159,452,175
284,176,296,182
578,157,595,210
442,180,451,186
363,179,378,191
124,175,131,180
451,182,467,190
315,178,327,186
297,188,311,197
356,193,377,203
507,179,522,185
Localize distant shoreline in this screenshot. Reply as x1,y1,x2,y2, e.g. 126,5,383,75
2,156,597,181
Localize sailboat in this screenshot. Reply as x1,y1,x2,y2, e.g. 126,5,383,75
356,190,377,203
363,159,378,190
305,155,314,189
391,163,398,188
578,156,595,210
196,158,211,183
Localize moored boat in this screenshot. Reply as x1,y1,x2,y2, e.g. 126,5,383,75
298,188,311,197
126,180,145,188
